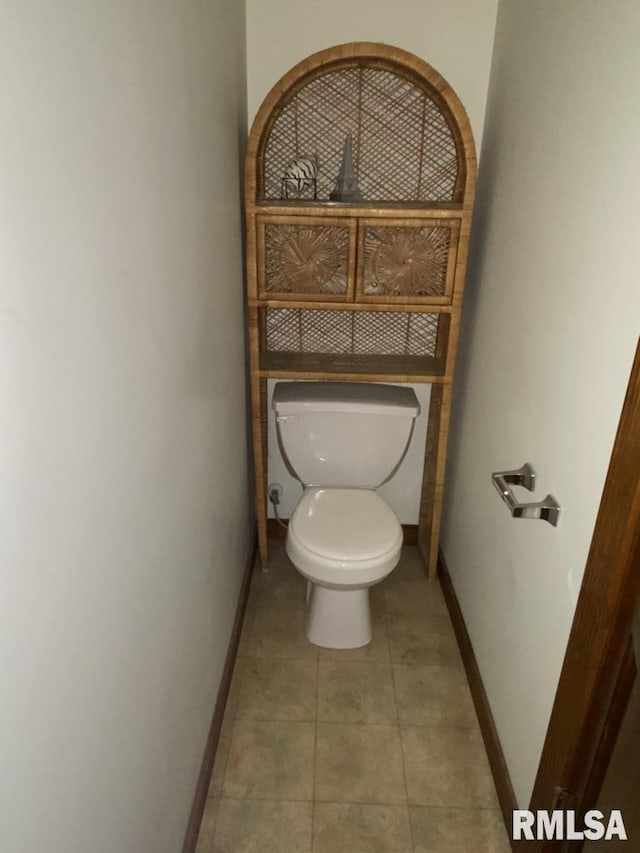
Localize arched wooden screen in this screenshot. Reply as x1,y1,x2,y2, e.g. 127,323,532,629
252,55,467,206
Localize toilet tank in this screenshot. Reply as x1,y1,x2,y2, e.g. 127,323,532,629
272,382,420,488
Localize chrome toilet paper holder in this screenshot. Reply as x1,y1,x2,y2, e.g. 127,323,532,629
491,463,560,526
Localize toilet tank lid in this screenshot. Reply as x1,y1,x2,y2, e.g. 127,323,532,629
272,382,420,417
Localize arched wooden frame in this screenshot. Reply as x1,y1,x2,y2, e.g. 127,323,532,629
245,43,476,209
244,43,476,576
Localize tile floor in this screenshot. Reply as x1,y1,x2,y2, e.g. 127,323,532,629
196,543,511,852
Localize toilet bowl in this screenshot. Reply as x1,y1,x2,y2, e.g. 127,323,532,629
272,381,420,649
287,487,403,648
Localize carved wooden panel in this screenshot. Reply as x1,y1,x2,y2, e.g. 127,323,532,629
357,219,460,303
258,216,356,301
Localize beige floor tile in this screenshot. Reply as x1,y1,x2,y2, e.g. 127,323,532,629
410,806,511,852
207,663,244,798
267,539,296,569
225,658,245,716
208,729,232,799
248,607,317,660
195,797,220,853
383,574,448,616
237,608,255,659
393,664,478,728
313,803,412,853
368,581,387,616
387,611,462,666
401,727,499,808
315,722,406,804
219,701,235,740
212,799,312,853
223,720,315,800
236,658,317,721
318,662,397,724
248,545,307,610
318,610,390,663
384,547,428,585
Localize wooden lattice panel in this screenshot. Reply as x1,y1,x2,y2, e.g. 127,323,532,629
263,307,439,356
359,219,459,302
258,217,355,300
261,65,462,204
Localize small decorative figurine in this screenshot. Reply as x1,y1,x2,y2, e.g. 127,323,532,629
281,153,320,199
330,134,362,202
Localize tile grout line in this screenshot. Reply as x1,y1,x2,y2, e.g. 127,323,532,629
311,608,320,852
198,639,249,849
214,794,506,812
229,712,480,729
210,647,246,840
385,585,417,853
383,591,414,850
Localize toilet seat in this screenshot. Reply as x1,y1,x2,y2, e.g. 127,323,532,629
287,487,402,588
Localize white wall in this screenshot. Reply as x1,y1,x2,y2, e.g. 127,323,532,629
246,0,499,141
442,0,640,807
247,0,499,520
0,3,249,852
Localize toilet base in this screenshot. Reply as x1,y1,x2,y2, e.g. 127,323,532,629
306,585,371,649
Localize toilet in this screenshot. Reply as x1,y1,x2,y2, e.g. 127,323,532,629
272,381,420,649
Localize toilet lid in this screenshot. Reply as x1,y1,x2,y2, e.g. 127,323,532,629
290,488,402,562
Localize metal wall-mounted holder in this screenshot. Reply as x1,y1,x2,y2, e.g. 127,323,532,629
491,463,561,526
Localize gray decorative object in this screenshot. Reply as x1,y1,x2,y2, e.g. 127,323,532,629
330,134,362,202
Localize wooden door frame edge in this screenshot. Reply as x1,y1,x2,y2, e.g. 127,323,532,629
528,338,640,852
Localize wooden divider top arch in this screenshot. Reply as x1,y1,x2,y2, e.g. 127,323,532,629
245,42,476,210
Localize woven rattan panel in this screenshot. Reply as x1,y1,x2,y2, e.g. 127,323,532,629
262,67,460,204
362,223,452,297
264,223,350,296
263,308,439,356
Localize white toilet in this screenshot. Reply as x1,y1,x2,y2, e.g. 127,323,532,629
272,381,420,649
